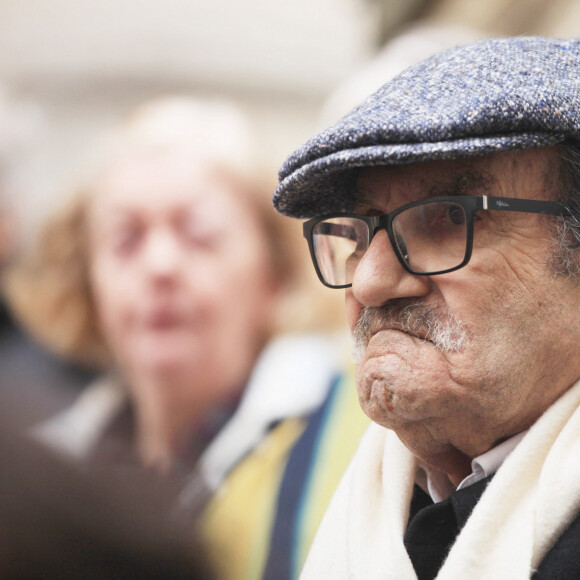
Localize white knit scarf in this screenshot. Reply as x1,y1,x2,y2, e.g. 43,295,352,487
301,379,580,579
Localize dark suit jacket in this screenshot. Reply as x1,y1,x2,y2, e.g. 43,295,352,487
405,477,580,579
534,510,580,579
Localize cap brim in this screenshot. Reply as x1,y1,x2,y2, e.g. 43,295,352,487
274,132,563,218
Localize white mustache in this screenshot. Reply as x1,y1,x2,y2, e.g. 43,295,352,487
352,303,469,363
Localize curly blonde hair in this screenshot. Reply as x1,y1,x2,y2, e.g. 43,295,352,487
6,190,106,366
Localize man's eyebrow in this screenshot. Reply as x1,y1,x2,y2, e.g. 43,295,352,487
354,187,376,210
427,168,497,197
354,166,498,211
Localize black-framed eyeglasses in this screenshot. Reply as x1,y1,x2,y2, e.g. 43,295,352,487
303,195,571,289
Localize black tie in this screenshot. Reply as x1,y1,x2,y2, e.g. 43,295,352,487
403,475,493,580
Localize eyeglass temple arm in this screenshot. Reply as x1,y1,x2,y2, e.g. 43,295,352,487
484,195,570,216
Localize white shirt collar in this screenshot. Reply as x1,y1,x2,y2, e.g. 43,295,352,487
421,430,528,503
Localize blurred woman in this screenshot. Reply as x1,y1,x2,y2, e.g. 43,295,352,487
5,97,365,579
8,95,344,466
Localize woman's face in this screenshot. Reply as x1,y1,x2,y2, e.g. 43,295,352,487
87,150,278,399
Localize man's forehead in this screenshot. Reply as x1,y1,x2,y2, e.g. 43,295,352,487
355,148,558,207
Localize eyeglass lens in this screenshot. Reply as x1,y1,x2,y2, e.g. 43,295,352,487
312,201,469,286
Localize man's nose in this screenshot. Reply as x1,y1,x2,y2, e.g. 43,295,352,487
350,229,431,307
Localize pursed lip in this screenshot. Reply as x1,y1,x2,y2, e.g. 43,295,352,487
367,323,432,345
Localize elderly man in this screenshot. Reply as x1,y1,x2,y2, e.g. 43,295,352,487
274,37,580,579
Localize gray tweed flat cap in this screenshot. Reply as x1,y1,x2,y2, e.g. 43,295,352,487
274,36,580,218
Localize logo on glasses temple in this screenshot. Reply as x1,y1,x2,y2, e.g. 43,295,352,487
495,200,510,208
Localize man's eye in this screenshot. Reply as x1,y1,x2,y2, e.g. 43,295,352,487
447,205,466,226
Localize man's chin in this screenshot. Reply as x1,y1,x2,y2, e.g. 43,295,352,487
354,330,456,427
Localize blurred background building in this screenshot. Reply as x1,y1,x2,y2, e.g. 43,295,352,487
0,0,579,236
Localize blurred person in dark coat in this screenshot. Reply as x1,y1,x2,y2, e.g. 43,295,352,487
0,85,93,425
0,397,213,579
